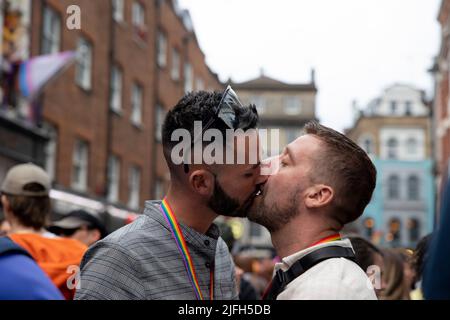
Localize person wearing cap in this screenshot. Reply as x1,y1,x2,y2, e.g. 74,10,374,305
0,163,87,300
48,210,107,247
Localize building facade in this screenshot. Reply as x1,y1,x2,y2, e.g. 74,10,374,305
229,71,317,248
347,84,435,248
0,0,221,229
431,0,450,212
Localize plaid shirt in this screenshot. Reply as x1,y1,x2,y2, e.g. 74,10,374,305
75,201,238,300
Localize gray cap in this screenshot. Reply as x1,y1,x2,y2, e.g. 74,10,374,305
1,163,50,196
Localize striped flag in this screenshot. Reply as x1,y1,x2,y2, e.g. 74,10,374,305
19,51,76,100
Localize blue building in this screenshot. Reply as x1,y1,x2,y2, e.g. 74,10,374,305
347,84,435,248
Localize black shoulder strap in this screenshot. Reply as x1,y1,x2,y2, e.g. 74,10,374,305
263,246,356,300
0,237,32,259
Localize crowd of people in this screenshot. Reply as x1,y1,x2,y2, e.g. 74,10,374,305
0,87,449,300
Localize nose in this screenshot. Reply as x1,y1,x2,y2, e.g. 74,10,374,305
260,155,281,176
256,171,269,185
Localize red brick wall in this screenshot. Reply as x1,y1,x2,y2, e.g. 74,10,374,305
29,0,224,207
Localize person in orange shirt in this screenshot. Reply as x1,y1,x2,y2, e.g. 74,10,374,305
1,163,87,299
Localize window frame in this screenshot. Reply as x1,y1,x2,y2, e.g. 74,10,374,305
41,5,61,55
75,36,93,91
130,81,143,126
71,139,89,191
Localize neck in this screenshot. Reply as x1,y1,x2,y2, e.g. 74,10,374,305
271,215,340,259
8,221,43,235
165,185,218,234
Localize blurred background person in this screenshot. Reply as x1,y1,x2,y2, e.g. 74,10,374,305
0,218,10,237
217,220,260,300
349,236,386,298
379,249,410,300
48,210,107,247
394,248,416,297
410,234,431,300
1,163,87,299
423,179,450,300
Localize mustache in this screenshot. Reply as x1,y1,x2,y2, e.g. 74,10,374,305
235,185,263,217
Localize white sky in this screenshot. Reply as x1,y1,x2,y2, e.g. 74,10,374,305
177,0,441,132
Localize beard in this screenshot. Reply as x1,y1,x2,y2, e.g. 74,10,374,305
207,178,257,217
248,187,301,233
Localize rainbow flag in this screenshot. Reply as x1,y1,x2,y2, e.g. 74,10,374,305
19,51,76,99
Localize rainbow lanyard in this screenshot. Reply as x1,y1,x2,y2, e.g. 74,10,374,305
160,198,214,300
309,233,341,248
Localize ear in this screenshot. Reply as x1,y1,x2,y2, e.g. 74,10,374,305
304,184,334,209
188,169,215,196
91,229,101,242
1,195,11,216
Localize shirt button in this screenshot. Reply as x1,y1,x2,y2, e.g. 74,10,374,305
204,240,210,246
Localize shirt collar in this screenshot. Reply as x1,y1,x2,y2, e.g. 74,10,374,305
144,200,220,248
274,238,354,272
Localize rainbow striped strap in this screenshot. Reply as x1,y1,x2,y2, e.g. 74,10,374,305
160,198,213,300
310,233,342,247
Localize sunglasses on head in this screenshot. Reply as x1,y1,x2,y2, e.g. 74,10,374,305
183,86,244,173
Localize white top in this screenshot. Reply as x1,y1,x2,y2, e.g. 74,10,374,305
275,239,377,300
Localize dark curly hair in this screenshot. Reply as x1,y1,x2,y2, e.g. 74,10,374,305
162,90,258,173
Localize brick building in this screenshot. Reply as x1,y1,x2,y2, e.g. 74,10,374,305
153,0,222,198
431,0,450,208
0,0,221,229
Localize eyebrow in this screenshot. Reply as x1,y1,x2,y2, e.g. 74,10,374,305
248,161,261,170
285,146,294,163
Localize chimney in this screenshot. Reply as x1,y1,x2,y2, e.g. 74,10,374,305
311,68,316,84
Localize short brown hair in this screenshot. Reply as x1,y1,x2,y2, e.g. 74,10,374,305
304,121,376,224
4,193,50,230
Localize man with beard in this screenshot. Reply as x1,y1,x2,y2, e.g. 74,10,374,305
248,121,378,300
75,88,266,300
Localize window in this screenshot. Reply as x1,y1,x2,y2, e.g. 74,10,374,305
71,139,88,191
250,95,267,114
171,48,180,81
75,37,93,90
107,155,120,202
406,137,418,155
130,82,143,126
128,165,141,209
41,5,61,54
387,137,398,159
407,219,420,243
44,124,58,182
132,1,146,40
407,175,420,200
184,62,193,93
157,31,167,67
155,105,166,142
390,101,397,114
196,77,204,91
132,1,145,27
109,65,123,112
387,218,401,247
388,175,400,199
405,101,413,115
112,0,124,22
284,96,302,115
360,136,374,155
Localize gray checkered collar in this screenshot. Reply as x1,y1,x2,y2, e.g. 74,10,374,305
144,200,220,248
